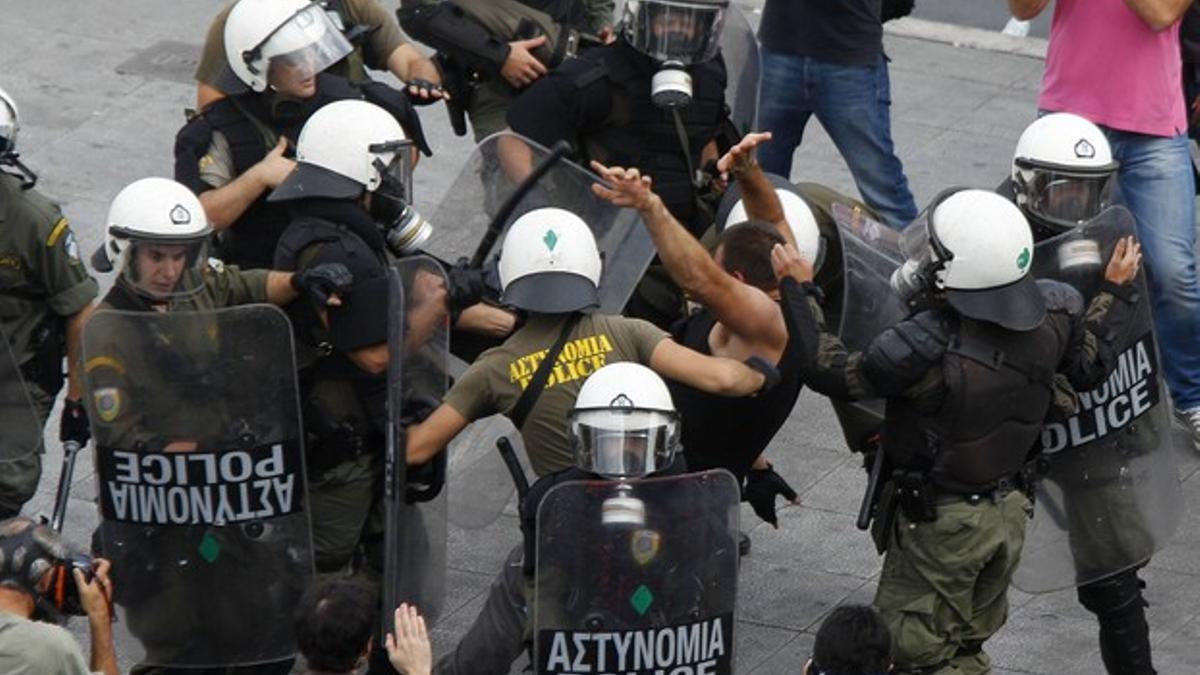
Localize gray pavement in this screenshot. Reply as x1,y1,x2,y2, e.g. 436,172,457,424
3,1,1199,673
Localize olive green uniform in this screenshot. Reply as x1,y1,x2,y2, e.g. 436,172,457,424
444,313,666,476
0,173,98,516
194,0,410,91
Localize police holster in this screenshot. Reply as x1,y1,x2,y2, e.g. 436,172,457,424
896,469,937,524
20,313,66,398
870,477,899,555
432,53,472,137
302,378,373,474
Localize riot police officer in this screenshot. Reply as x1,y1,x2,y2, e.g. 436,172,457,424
174,0,429,271
0,85,98,519
398,0,614,140
436,361,706,674
1004,113,1160,675
505,0,736,327
781,189,1142,674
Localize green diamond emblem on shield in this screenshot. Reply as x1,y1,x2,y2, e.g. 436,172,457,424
198,531,221,563
544,229,558,251
630,584,654,616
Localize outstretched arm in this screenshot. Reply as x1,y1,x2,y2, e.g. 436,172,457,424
592,162,786,354
648,338,768,397
715,131,797,250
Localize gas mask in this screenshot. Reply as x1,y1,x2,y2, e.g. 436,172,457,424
620,0,728,109
889,189,960,308
367,140,433,256
0,517,94,622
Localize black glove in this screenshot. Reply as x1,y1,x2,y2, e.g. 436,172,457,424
743,463,798,528
60,398,90,446
292,263,354,307
744,356,782,393
446,258,488,313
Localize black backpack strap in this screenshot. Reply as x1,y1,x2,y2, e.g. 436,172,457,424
509,313,582,430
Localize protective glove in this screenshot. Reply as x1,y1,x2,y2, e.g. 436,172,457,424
292,262,354,307
446,258,488,314
743,462,799,528
60,398,90,446
744,356,782,393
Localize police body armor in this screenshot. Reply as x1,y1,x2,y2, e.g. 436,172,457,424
383,257,450,626
1013,206,1182,593
576,41,728,231
83,305,313,668
274,207,393,475
175,74,427,270
883,312,1062,495
533,470,740,675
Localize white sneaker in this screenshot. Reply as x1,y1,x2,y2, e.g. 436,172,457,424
1174,406,1200,450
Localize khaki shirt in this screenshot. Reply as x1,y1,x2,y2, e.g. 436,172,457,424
195,0,408,89
444,313,667,477
0,174,98,365
0,613,95,675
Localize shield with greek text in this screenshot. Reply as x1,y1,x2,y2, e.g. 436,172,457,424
534,470,740,675
1013,206,1182,593
83,304,312,667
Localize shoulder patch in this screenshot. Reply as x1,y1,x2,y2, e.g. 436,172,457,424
45,217,70,248
93,387,122,423
206,257,226,274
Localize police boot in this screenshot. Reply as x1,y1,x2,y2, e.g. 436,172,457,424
1077,570,1156,675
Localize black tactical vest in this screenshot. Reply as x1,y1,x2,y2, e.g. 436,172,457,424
578,42,728,232
884,311,1068,493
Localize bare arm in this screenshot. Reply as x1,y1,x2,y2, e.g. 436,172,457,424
716,132,797,250
64,302,95,401
199,137,294,230
649,339,766,397
265,272,300,306
406,404,470,465
388,44,448,101
1123,0,1190,30
1009,0,1051,20
196,81,225,111
346,343,389,376
591,162,787,354
77,559,118,675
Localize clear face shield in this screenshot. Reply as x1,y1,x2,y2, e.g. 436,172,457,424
243,5,352,95
1014,160,1115,233
890,191,958,305
115,232,210,303
368,140,433,256
570,408,680,479
622,0,727,108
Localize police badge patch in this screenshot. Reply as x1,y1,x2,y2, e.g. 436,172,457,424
94,387,122,422
631,528,661,566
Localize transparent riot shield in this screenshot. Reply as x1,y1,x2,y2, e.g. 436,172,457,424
83,305,312,668
720,5,760,134
1013,206,1182,593
429,131,655,313
0,326,43,463
534,470,740,675
384,256,450,628
824,203,907,450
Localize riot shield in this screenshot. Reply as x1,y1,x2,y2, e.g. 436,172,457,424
720,5,760,134
534,470,740,675
384,256,450,628
83,305,312,668
429,131,655,314
824,203,907,451
1013,206,1182,593
0,326,43,463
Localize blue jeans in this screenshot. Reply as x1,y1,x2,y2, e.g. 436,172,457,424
1105,128,1200,410
757,49,919,229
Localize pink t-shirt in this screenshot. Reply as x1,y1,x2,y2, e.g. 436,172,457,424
1040,0,1186,138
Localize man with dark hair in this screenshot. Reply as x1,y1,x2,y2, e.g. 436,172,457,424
716,221,787,291
293,579,376,674
807,605,892,675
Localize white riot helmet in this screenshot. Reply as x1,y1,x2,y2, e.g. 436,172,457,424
1012,113,1118,234
497,208,602,313
892,188,1044,330
91,178,213,301
716,173,823,269
224,0,352,94
269,100,430,254
0,86,18,156
570,362,681,479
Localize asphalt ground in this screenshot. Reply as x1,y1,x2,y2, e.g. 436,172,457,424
3,1,1200,673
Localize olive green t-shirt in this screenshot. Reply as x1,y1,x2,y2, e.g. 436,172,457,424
0,174,98,364
97,260,269,313
195,0,409,90
0,612,95,675
444,313,667,477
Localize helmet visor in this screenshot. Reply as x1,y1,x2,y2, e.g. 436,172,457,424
1016,167,1114,232
570,408,679,479
621,0,727,65
118,238,210,302
246,5,352,90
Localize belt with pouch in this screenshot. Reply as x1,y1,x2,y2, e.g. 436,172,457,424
936,476,1019,506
